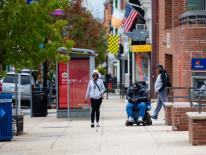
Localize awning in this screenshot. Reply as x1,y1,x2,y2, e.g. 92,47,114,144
131,45,152,53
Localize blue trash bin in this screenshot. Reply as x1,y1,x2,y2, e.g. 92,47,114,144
0,93,12,141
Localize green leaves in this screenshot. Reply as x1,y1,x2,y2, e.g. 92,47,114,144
0,0,72,69
64,1,107,66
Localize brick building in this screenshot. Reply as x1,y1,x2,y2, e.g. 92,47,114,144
103,0,113,34
152,0,206,96
103,0,127,81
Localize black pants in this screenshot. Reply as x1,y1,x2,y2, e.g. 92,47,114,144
91,98,102,123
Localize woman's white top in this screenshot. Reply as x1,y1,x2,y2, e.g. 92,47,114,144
85,79,105,100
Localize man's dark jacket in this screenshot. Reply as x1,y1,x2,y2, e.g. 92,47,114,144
159,70,171,92
126,84,148,104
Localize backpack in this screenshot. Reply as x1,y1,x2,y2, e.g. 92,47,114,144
164,72,172,87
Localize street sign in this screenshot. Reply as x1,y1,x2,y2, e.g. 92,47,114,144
192,58,206,70
125,29,149,41
107,34,120,55
131,45,152,52
26,0,33,4
0,108,5,118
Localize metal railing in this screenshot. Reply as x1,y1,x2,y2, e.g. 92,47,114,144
167,87,193,106
120,86,206,113
192,89,206,113
167,87,206,113
120,84,127,101
179,10,206,25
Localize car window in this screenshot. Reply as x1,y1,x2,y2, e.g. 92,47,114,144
21,75,31,85
3,75,16,83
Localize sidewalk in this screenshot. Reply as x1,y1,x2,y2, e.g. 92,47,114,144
1,94,206,155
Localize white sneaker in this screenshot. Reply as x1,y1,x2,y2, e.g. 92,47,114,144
128,117,134,122
96,122,100,127
138,116,143,122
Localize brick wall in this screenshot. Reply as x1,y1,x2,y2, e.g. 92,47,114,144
189,119,206,145
172,0,187,27
120,0,125,10
156,0,206,97
165,104,172,125
165,0,172,29
172,106,206,131
103,1,112,34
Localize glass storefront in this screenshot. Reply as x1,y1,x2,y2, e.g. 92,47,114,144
187,0,206,10
134,53,150,83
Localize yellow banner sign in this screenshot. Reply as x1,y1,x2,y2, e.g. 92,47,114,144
107,34,120,55
131,45,152,52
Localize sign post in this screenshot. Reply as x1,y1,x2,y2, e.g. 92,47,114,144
67,62,71,120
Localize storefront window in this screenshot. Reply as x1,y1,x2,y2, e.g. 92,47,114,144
187,0,206,10
135,54,149,83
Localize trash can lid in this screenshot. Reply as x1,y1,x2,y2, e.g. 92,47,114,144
0,94,12,103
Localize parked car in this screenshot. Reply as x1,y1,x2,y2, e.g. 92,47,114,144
2,72,35,102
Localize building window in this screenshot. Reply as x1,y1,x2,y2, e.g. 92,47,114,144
187,0,206,10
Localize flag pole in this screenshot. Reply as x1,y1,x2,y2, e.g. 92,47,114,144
129,5,145,21
128,2,142,9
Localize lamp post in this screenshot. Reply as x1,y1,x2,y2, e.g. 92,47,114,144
106,53,109,99
57,47,70,120
49,8,66,116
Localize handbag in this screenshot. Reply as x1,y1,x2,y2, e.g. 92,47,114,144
93,80,104,99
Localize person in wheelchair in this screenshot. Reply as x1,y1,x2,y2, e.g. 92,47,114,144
126,81,151,125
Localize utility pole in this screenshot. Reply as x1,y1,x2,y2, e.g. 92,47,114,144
151,0,158,98
106,53,109,99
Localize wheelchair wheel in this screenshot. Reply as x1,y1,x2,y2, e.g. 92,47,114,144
125,120,133,126
145,112,152,125
142,121,147,126
125,120,130,126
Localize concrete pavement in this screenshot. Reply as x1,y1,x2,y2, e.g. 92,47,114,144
1,94,206,155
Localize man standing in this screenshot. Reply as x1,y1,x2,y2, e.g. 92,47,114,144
152,65,171,120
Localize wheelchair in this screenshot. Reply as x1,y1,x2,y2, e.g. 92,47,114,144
125,105,152,126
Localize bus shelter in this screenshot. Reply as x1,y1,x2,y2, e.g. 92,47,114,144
56,48,95,118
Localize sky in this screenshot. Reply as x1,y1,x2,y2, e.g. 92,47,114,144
84,0,106,20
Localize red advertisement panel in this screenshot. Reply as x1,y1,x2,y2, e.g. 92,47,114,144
69,59,90,109
58,63,68,109
135,55,144,81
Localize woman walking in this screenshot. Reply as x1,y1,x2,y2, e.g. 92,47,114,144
85,70,105,128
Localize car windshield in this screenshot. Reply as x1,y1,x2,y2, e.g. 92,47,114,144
3,74,16,83
21,75,31,85
3,74,31,85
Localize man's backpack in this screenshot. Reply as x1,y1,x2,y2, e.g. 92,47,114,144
164,72,172,87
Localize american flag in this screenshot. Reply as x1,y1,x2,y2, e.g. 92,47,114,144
122,4,139,33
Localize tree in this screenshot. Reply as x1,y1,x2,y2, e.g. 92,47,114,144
64,0,107,66
0,0,73,71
